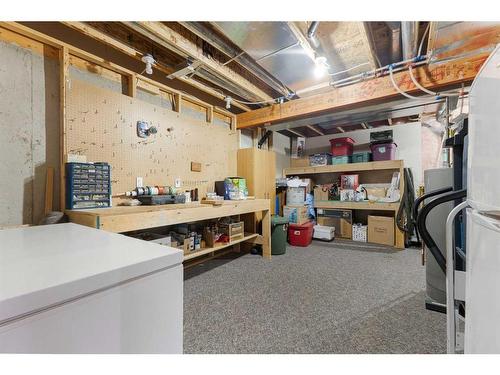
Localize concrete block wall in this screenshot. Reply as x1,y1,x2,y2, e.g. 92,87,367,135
0,40,60,226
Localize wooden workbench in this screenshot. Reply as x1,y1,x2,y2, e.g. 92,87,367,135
284,160,405,249
66,199,272,259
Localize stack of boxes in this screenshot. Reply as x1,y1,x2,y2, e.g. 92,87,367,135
283,179,314,247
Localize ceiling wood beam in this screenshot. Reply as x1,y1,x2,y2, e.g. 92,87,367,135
287,128,306,138
306,125,325,136
61,22,252,112
236,53,489,129
127,22,274,103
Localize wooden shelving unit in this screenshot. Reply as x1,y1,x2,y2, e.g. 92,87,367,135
284,160,405,249
313,201,400,211
184,233,259,261
284,160,403,176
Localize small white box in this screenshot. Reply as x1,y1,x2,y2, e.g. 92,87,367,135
340,189,355,202
352,224,367,242
313,225,335,241
150,235,172,247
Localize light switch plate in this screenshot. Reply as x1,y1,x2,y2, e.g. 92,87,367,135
136,177,143,188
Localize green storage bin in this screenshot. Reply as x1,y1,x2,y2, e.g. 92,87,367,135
352,152,372,163
271,216,289,255
332,155,352,165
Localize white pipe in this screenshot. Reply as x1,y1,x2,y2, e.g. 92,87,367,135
408,64,438,95
388,65,422,99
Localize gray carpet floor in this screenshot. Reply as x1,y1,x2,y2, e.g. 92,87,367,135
183,240,446,354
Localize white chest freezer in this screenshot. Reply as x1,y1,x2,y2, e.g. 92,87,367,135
0,223,183,353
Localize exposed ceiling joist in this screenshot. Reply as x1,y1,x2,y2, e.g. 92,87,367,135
287,128,306,137
60,21,252,112
306,125,325,136
126,21,274,103
236,53,488,129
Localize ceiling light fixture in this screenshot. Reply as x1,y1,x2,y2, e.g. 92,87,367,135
314,56,328,78
224,96,232,110
141,54,155,75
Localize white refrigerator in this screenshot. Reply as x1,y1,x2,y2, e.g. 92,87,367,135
464,44,500,353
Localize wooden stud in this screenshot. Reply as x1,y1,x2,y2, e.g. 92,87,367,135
287,128,306,138
306,124,325,136
173,93,182,113
207,106,214,124
59,46,69,212
127,73,137,97
44,167,54,215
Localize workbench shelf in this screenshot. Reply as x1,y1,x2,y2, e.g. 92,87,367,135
184,232,258,261
66,199,272,259
284,160,403,176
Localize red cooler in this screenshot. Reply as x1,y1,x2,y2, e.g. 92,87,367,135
288,221,314,247
329,137,355,156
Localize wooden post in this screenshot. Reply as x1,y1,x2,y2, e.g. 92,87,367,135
59,46,69,211
127,73,137,97
262,205,272,259
44,167,54,215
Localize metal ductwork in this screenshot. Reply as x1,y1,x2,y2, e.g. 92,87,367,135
179,22,292,97
401,21,419,60
307,21,320,48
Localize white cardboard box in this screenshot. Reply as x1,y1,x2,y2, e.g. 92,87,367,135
313,225,335,241
352,224,368,242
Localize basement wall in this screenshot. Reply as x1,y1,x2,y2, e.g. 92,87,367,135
0,40,60,226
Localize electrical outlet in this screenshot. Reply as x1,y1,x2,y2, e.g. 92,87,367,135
136,177,143,188
174,178,181,188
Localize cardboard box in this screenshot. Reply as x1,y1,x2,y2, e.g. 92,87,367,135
368,215,394,246
283,205,309,225
290,157,310,168
316,208,352,239
286,187,306,205
314,185,330,201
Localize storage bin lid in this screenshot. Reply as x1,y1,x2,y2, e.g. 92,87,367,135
329,137,354,145
272,216,289,225
370,142,398,149
0,223,183,324
289,221,313,229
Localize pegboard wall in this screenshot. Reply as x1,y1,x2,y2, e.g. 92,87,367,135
66,78,239,202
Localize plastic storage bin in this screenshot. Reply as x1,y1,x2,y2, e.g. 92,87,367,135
332,155,352,165
309,153,332,166
329,137,355,156
271,216,289,255
313,225,335,241
370,142,397,161
65,162,111,209
351,152,372,163
288,221,313,247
